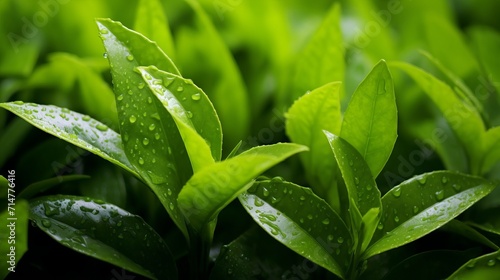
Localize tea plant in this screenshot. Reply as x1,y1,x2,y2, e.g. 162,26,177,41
1,1,500,279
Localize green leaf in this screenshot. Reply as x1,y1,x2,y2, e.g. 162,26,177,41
177,0,249,149
47,53,118,128
467,207,500,236
239,180,352,279
324,131,382,217
18,175,90,200
134,0,176,61
391,62,485,174
382,249,481,280
469,26,500,96
442,220,499,250
0,117,31,167
0,200,29,280
364,171,496,259
137,65,222,166
178,143,307,233
447,250,500,280
360,208,381,254
481,126,500,174
30,195,178,280
423,14,478,78
210,226,304,279
97,18,192,238
0,176,7,199
289,3,344,103
0,102,138,177
97,18,179,75
286,82,342,207
340,60,397,178
420,51,484,119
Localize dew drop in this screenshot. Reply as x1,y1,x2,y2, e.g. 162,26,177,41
452,184,461,192
147,97,153,104
254,198,264,207
169,202,175,210
262,188,270,197
191,93,201,101
488,259,496,266
138,157,145,165
126,55,134,61
299,196,306,201
103,52,108,58
186,111,193,118
154,133,160,140
441,176,448,184
337,237,344,244
322,218,330,225
41,219,52,228
392,187,402,198
142,138,150,146
129,115,137,123
418,177,427,185
127,90,133,95
149,124,156,131
100,29,109,34
366,185,373,191
328,235,334,241
377,223,384,230
117,95,124,101
82,115,91,121
138,83,145,89
413,206,419,214
349,160,354,166
354,177,359,185
177,86,184,92
307,214,313,220
96,124,108,131
394,216,400,223
435,190,444,201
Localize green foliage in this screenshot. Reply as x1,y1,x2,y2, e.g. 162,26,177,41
0,1,499,279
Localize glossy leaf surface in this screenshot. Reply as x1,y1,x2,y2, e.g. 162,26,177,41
239,180,352,279
178,143,307,233
137,65,222,167
340,60,397,178
30,195,177,280
0,102,138,177
365,171,496,259
98,18,191,237
325,131,381,217
447,250,500,280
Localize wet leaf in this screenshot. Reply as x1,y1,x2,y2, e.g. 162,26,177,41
0,102,138,177
324,131,381,217
178,143,307,233
210,226,304,280
340,60,397,178
239,180,352,279
364,171,496,259
447,250,500,280
137,66,222,169
30,195,177,280
98,18,191,238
